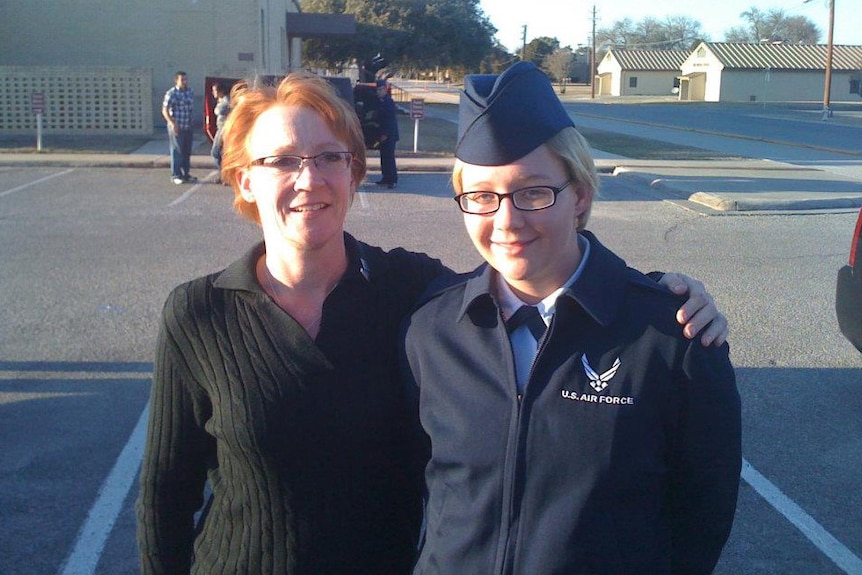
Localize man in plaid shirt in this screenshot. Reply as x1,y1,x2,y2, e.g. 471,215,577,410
162,71,197,184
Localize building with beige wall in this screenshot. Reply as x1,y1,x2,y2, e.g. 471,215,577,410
596,49,688,97
0,0,314,135
679,42,862,103
592,42,862,104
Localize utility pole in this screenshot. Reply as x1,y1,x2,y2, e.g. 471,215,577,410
807,0,836,119
822,0,835,120
521,25,528,62
590,5,597,99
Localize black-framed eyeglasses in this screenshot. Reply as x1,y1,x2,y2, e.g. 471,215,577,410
249,151,354,174
454,180,574,215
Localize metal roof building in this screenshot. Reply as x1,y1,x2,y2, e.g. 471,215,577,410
595,43,862,103
596,49,689,96
679,42,862,103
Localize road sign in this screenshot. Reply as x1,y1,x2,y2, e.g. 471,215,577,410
410,98,425,120
31,92,45,115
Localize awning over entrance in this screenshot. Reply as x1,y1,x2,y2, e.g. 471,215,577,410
677,72,706,101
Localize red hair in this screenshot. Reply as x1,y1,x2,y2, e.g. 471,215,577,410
220,72,367,223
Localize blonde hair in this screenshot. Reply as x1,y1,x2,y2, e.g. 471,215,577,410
220,72,367,223
451,126,598,230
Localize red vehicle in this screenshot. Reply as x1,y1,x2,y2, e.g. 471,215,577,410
203,76,242,142
836,207,862,352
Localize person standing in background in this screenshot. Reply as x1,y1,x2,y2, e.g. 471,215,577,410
162,71,197,185
374,79,399,188
210,83,231,181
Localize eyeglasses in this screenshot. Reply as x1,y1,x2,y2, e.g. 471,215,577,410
249,151,354,174
455,180,573,215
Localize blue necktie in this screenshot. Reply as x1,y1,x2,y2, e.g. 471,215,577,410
506,305,547,342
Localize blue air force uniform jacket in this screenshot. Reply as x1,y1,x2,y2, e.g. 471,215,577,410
402,231,742,575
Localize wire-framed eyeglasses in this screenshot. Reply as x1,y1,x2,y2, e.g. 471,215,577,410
455,180,574,215
249,151,354,174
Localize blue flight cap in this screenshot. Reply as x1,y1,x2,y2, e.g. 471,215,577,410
456,61,574,166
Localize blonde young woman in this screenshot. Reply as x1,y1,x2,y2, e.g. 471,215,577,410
403,62,741,575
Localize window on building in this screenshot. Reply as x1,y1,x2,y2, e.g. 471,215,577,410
629,77,638,88
850,79,860,95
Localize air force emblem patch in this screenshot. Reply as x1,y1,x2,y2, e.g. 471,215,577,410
562,355,632,405
581,355,621,393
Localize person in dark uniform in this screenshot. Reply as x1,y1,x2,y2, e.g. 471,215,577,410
374,79,399,188
402,61,742,575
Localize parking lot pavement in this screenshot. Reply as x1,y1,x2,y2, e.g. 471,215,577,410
3,91,862,214
2,145,860,213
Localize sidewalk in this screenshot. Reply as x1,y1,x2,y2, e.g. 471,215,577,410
604,158,862,213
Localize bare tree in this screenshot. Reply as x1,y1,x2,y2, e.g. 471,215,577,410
782,15,821,44
725,6,821,43
724,26,753,43
663,15,708,49
596,14,706,52
544,47,575,83
596,18,637,50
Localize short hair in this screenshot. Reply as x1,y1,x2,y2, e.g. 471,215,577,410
175,71,186,79
220,72,367,223
451,126,599,230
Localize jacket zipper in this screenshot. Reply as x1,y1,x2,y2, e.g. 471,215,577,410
499,317,552,575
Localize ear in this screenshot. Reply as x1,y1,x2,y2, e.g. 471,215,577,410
238,169,256,203
572,183,593,216
348,180,357,208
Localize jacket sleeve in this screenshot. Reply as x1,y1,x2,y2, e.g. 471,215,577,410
668,342,742,575
136,288,214,575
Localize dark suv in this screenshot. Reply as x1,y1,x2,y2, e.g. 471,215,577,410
836,207,862,352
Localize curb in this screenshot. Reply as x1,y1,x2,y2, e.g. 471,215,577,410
607,162,862,212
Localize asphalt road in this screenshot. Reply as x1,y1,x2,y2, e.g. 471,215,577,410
1,162,860,574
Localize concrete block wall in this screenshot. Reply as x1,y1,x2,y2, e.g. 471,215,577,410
0,66,153,135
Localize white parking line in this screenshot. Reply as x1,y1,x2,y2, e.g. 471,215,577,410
0,169,76,198
742,458,862,575
56,403,149,575
52,413,862,575
356,189,369,209
168,171,219,206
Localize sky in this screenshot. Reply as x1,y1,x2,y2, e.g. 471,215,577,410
478,0,860,53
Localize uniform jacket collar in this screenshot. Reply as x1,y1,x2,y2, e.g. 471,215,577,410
458,230,628,328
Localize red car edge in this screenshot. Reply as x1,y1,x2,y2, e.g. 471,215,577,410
836,207,862,352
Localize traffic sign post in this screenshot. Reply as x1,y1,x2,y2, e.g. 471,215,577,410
31,92,45,151
410,98,425,153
